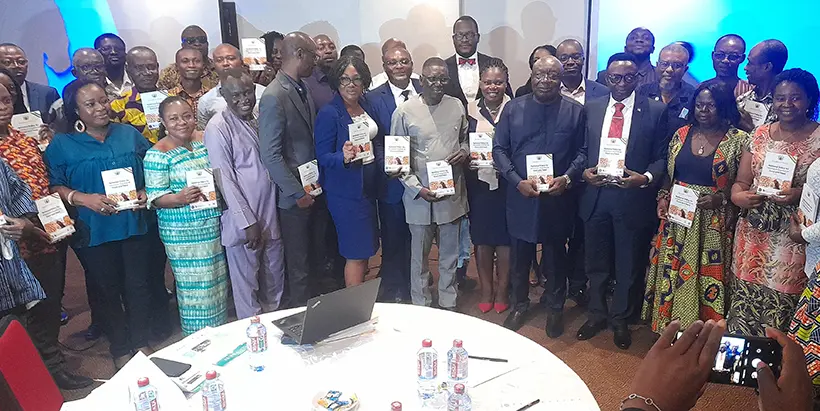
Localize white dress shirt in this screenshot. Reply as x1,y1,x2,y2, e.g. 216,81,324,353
388,80,418,107
370,72,420,91
600,91,653,184
561,81,586,105
105,72,133,100
456,52,479,101
20,81,30,111
197,82,266,130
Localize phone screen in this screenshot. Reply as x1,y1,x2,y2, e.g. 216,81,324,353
675,332,782,388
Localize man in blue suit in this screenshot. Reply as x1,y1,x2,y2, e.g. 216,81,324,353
366,46,421,302
0,43,59,116
576,53,669,350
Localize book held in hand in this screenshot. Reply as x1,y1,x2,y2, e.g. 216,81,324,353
526,154,553,192
798,183,820,229
10,111,47,151
426,161,455,197
101,168,139,210
469,132,493,168
185,169,218,211
241,38,267,71
35,193,75,243
756,152,797,196
597,137,627,180
668,184,698,229
384,136,410,173
348,122,374,164
141,91,168,130
742,100,769,128
298,160,323,196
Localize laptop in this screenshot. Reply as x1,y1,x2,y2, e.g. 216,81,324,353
273,278,381,345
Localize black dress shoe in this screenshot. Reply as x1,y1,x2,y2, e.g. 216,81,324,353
503,309,528,331
568,289,589,307
52,370,94,390
457,275,477,291
613,323,632,350
576,319,607,340
545,311,564,339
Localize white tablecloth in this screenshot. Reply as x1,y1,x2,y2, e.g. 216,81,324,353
66,303,599,410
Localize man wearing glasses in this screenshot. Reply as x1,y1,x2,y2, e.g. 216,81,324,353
158,25,219,91
94,33,131,100
706,34,752,98
391,57,469,311
0,43,60,116
577,53,669,350
637,43,696,137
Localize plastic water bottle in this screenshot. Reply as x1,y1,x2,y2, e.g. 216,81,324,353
417,339,438,404
390,401,402,410
246,316,268,371
447,339,468,383
201,370,227,411
133,377,159,411
447,383,472,411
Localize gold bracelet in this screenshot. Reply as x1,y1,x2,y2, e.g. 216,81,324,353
620,394,662,411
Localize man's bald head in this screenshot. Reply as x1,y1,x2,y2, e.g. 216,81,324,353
423,57,446,72
533,55,562,73
0,43,28,84
181,25,209,57
181,25,206,38
125,46,157,66
531,56,563,103
381,38,407,54
126,46,159,92
282,32,317,78
213,43,242,80
71,48,106,86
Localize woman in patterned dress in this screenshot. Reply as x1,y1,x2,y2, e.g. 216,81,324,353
730,69,820,336
643,80,747,333
143,96,228,335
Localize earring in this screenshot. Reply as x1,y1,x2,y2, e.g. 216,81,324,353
74,120,86,133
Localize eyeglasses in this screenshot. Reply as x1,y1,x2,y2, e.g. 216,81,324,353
658,61,685,71
424,76,450,85
183,36,208,46
453,32,477,41
712,51,745,63
607,73,638,84
532,73,561,82
557,54,584,63
339,77,364,87
385,58,411,68
0,58,27,68
97,45,125,54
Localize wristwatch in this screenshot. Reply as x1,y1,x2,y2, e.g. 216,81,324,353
561,174,572,187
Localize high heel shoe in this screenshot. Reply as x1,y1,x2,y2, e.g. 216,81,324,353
494,303,510,314
478,303,493,313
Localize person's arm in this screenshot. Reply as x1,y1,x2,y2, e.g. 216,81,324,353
314,108,347,170
203,125,258,230
646,106,671,187
2,160,37,217
458,111,469,154
491,104,521,186
258,93,307,203
730,143,766,209
391,108,423,198
196,98,210,131
565,107,588,183
143,149,186,209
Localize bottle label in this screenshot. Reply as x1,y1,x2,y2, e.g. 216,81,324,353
417,352,437,379
249,334,267,353
448,350,468,380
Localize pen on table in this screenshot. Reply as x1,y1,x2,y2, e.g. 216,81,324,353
516,399,540,411
468,355,508,363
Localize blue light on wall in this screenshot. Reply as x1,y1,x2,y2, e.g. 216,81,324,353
46,0,118,95
596,0,820,83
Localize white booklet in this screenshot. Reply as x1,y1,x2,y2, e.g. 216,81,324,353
426,160,455,197
798,184,820,229
298,159,323,196
348,122,374,164
35,193,75,243
141,91,168,130
101,167,139,210
10,111,47,151
526,154,553,192
469,132,494,168
668,184,698,229
597,137,627,179
384,136,410,173
185,169,217,211
757,152,797,196
742,100,769,128
241,38,267,71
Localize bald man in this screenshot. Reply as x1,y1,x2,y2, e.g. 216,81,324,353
0,43,60,114
158,25,219,90
197,43,266,129
369,38,421,90
493,56,587,335
47,48,107,131
110,46,164,143
637,43,697,136
556,39,609,105
303,34,338,111
737,39,789,130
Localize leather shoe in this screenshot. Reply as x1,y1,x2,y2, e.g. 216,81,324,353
576,319,607,341
458,276,477,291
52,370,94,390
568,289,589,307
503,309,527,331
545,311,564,339
613,323,632,350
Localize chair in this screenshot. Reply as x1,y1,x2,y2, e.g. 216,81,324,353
0,315,63,410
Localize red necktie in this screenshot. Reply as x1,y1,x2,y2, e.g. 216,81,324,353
458,58,476,65
608,102,626,139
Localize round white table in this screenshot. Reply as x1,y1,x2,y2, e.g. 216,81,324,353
153,303,599,410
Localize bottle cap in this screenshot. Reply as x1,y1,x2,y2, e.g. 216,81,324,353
422,339,432,348
454,383,465,394
206,370,217,380
250,316,260,324
137,377,150,387
453,339,463,348
391,401,402,410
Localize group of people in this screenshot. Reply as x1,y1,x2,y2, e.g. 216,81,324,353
3,12,820,406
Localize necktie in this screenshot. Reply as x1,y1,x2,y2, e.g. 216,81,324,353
458,57,476,65
400,90,410,102
608,102,626,139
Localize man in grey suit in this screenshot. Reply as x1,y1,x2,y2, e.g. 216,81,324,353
391,57,470,310
259,32,342,307
0,43,59,115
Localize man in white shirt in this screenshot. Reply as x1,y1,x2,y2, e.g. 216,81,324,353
95,33,132,100
197,43,265,130
369,38,420,90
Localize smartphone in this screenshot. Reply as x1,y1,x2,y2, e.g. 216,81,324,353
675,332,782,388
150,357,192,378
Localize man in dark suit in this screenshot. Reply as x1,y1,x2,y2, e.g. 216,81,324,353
366,46,421,302
577,53,669,350
493,56,587,336
0,43,59,115
259,32,342,307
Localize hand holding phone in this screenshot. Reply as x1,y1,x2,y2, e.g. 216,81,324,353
679,331,783,388
756,327,812,411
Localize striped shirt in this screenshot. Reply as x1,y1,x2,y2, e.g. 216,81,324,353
111,89,161,144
